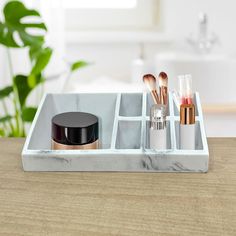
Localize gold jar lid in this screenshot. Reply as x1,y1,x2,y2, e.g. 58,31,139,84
180,104,195,125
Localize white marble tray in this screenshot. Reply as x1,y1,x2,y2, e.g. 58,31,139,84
22,92,209,172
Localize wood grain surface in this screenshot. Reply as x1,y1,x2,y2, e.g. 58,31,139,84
0,138,235,236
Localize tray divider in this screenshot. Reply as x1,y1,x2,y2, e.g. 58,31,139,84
110,93,121,149
118,116,142,121
195,92,209,153
168,92,177,150
195,92,202,118
141,92,147,150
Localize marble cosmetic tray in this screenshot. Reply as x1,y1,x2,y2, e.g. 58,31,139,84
22,92,209,172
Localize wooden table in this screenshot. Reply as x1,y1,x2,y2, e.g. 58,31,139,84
0,138,235,236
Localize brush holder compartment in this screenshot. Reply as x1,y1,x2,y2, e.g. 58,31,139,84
22,92,209,172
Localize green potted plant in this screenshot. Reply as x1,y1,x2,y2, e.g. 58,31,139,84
0,0,88,137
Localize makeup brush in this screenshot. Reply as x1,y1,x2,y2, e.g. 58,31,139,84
158,72,168,105
143,74,159,104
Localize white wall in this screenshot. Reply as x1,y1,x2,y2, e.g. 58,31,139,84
67,0,236,83
162,0,236,55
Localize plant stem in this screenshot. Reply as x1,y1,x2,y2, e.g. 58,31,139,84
0,124,6,137
2,100,15,135
1,122,8,135
6,49,23,136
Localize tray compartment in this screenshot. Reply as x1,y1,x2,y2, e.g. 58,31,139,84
145,120,172,150
119,93,142,117
28,93,117,150
174,120,203,150
115,120,141,149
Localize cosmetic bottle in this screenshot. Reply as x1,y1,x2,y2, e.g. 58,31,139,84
51,112,99,150
180,104,195,150
149,104,167,149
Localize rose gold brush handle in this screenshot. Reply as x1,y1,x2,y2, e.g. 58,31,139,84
154,90,161,104
160,87,168,105
151,90,160,104
164,87,168,105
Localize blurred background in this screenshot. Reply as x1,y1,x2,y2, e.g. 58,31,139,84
0,0,236,137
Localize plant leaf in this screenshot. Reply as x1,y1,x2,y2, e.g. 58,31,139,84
0,86,13,99
0,115,12,123
14,74,44,107
0,1,47,48
0,128,5,136
21,106,37,122
27,73,45,88
31,47,52,75
71,61,89,72
29,44,42,61
14,75,30,107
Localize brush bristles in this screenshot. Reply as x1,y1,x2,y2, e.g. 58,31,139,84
143,74,159,104
143,74,157,91
158,72,168,87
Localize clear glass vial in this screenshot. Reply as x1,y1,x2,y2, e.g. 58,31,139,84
149,104,167,149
